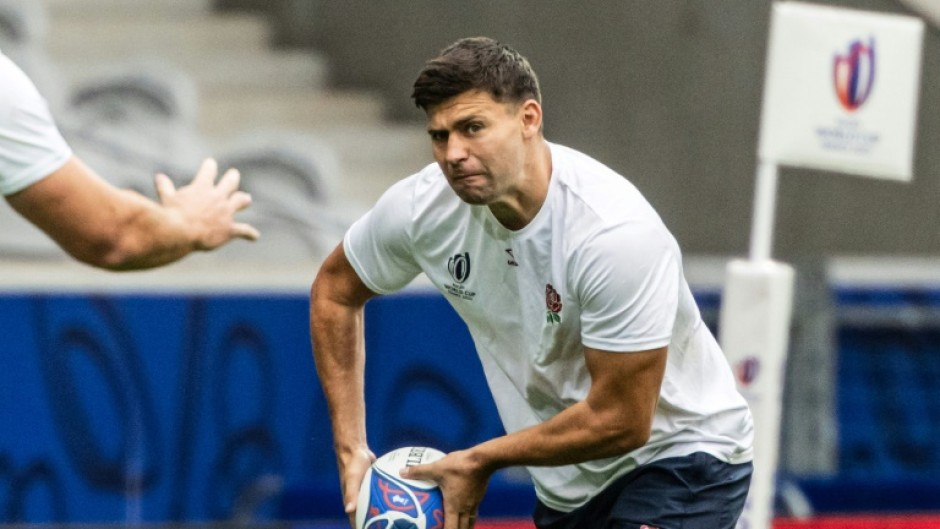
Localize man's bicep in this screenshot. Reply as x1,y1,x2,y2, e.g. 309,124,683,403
313,243,380,310
583,346,667,426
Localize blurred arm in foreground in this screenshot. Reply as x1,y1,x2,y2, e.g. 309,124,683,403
0,50,258,271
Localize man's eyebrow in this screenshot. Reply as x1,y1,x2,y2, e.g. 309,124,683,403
427,113,484,135
446,115,482,130
453,116,478,129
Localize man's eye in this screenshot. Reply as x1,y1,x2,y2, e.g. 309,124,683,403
430,132,447,142
466,123,483,134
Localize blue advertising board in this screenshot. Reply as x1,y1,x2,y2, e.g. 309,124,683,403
0,289,517,523
4,284,940,522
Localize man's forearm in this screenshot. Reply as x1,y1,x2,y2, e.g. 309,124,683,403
470,346,666,474
6,157,256,270
309,247,381,517
470,398,651,474
92,188,196,270
310,286,369,452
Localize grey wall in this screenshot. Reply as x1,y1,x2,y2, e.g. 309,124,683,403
231,0,940,259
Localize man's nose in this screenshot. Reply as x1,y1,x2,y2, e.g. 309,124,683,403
445,135,469,165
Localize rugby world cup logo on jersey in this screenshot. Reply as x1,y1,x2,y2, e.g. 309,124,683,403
834,37,875,112
447,252,471,283
444,252,476,300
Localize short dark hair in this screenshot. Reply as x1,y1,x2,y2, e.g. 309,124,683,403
411,36,541,111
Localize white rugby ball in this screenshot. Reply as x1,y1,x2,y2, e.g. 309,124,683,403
355,446,446,529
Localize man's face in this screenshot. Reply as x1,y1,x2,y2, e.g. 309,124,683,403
425,90,529,205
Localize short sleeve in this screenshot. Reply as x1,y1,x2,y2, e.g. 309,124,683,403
573,221,680,352
0,53,72,196
343,176,423,293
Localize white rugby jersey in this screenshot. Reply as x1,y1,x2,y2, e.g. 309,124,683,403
0,50,71,196
344,142,753,512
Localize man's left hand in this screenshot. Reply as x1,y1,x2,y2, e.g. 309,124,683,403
400,449,492,529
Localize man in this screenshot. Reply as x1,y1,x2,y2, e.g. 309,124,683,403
311,37,752,529
1,49,258,270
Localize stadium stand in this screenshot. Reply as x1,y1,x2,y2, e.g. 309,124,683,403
0,0,430,263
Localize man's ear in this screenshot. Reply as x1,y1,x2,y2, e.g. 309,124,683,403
520,99,543,138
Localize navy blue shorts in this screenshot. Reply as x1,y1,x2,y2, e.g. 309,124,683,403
533,452,752,529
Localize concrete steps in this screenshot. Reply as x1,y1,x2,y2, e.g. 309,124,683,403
45,13,271,62
57,49,330,95
309,125,431,206
45,0,212,17
199,90,388,137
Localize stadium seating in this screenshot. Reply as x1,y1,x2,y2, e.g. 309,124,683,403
0,0,429,262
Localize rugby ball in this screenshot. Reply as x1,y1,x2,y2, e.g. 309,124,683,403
355,446,446,529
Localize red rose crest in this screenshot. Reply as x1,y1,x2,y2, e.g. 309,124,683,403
545,283,562,324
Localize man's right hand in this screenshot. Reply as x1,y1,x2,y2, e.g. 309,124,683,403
339,445,376,527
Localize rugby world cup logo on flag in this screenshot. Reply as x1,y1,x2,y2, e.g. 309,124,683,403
735,356,761,387
833,37,875,112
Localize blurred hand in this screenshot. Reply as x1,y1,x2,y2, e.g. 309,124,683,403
155,158,260,250
401,449,492,529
